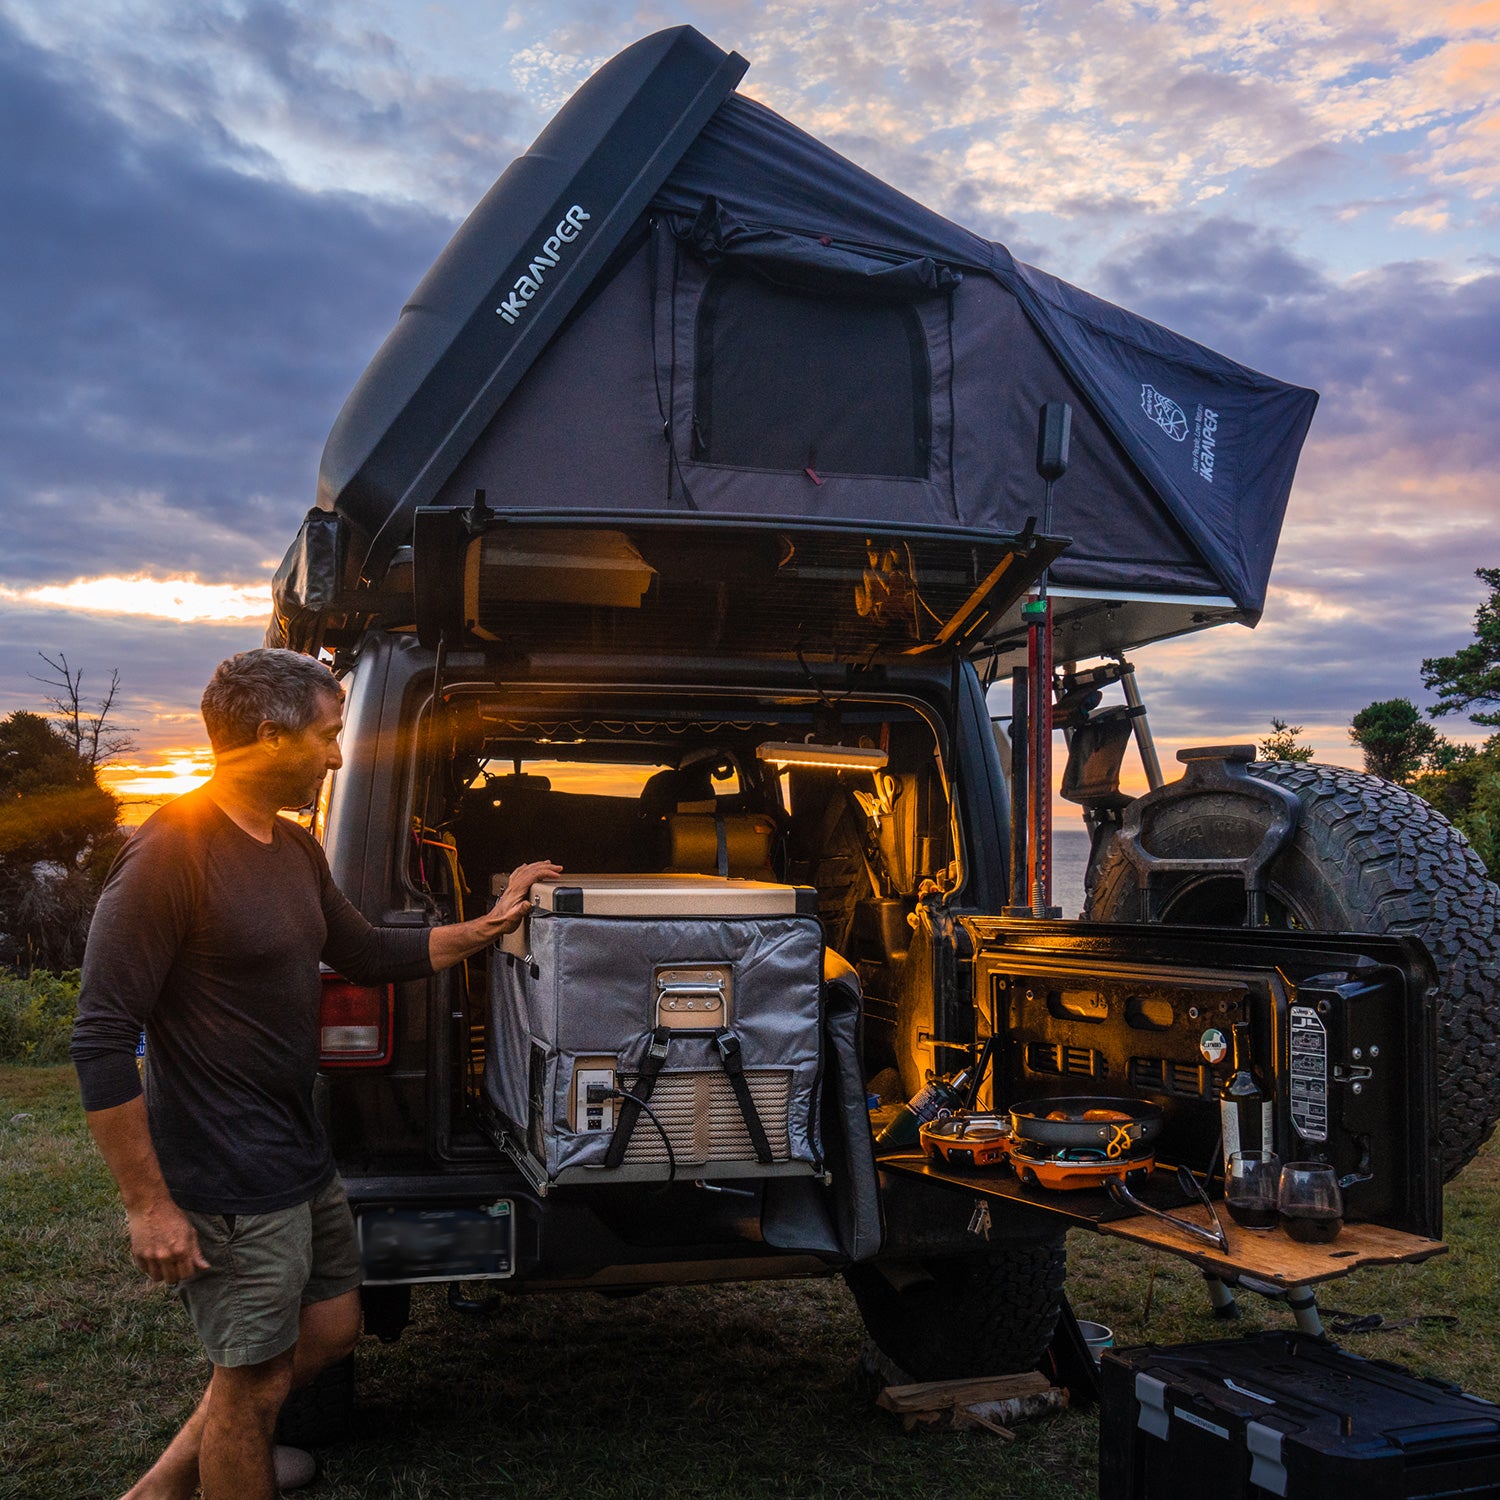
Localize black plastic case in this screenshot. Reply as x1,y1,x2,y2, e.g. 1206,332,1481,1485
1099,1332,1500,1499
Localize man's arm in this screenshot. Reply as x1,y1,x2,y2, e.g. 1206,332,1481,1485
84,1096,208,1283
72,813,206,1283
427,859,562,971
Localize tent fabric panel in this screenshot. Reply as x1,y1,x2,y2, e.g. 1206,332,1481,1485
318,27,747,570
946,277,1221,596
673,198,963,299
1000,261,1317,612
435,237,674,513
657,95,995,272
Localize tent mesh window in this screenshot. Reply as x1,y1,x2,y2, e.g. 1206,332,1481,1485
691,271,932,478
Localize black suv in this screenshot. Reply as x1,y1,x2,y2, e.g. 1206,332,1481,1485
267,23,1500,1427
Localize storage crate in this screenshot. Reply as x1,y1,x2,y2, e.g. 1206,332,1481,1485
1100,1332,1500,1499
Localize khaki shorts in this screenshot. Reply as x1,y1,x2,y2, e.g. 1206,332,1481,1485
177,1176,363,1368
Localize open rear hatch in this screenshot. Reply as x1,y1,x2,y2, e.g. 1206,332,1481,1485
410,511,1065,661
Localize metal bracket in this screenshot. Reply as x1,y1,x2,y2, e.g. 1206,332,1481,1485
1115,745,1302,925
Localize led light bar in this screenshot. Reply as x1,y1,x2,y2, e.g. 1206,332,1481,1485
755,742,889,771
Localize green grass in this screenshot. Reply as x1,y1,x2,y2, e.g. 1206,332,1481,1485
4,1065,1497,1499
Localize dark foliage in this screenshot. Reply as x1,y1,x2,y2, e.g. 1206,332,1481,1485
1349,697,1441,783
1423,567,1500,726
0,711,124,972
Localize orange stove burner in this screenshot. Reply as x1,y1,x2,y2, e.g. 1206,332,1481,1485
1008,1144,1156,1192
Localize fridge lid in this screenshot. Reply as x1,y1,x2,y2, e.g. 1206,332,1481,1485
531,873,818,917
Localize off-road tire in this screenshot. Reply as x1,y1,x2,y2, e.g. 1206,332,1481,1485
275,1353,355,1449
1086,760,1500,1180
843,1235,1067,1380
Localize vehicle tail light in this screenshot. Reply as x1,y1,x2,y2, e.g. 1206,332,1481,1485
319,974,394,1067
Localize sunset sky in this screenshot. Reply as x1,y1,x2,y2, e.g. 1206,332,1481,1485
2,0,1497,822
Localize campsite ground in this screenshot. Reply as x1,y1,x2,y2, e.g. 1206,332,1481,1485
4,1063,1498,1499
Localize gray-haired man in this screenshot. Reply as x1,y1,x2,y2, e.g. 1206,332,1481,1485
72,649,558,1499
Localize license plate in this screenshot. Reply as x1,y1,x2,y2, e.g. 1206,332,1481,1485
358,1203,514,1284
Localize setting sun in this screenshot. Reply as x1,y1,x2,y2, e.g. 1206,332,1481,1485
100,752,215,823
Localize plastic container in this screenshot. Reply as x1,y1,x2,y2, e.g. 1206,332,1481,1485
1099,1332,1500,1499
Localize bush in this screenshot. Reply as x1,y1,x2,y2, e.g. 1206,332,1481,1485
0,967,80,1064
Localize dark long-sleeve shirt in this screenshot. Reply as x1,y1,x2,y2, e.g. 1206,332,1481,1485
71,788,432,1213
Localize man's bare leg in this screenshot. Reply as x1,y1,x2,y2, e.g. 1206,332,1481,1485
199,1351,295,1500
290,1289,360,1388
119,1388,209,1500
119,1291,360,1499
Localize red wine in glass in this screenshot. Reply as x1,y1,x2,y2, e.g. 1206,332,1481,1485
1226,1150,1280,1230
1282,1208,1344,1243
1277,1162,1344,1243
1230,1201,1280,1229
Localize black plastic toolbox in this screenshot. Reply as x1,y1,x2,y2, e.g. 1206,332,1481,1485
1099,1332,1500,1499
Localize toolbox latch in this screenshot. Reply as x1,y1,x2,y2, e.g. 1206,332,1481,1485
1246,1421,1288,1496
1135,1373,1170,1439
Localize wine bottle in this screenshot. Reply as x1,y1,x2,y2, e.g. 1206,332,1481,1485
1219,1021,1273,1160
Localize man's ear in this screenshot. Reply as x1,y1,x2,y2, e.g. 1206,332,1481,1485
255,720,284,751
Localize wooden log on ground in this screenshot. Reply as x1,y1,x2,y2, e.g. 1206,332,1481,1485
876,1371,1069,1436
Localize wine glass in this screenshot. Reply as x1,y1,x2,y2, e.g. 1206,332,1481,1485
1225,1150,1280,1229
1278,1161,1344,1243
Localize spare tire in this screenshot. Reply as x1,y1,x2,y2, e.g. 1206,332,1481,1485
844,1235,1067,1380
1086,760,1500,1181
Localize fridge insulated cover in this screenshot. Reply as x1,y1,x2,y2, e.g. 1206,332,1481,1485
484,876,825,1183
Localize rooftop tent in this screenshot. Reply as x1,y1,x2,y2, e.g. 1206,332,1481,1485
270,25,1317,665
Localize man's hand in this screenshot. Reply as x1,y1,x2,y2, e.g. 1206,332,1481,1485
84,1094,207,1285
427,859,563,972
126,1198,209,1284
485,859,565,937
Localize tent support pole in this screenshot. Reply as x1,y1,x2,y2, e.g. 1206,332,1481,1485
1116,657,1164,791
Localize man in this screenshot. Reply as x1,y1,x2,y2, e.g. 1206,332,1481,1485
71,648,559,1499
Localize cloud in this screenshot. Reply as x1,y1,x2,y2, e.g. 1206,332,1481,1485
6,0,530,215
3,0,1496,786
0,602,263,755
0,13,448,591
0,576,272,623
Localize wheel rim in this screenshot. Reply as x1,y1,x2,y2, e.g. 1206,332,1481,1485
1156,874,1314,930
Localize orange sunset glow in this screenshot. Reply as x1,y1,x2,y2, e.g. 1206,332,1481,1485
99,751,215,825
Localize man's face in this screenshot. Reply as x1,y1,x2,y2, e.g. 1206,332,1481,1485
273,690,344,808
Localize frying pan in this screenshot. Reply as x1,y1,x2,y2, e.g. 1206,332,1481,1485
1009,1096,1164,1155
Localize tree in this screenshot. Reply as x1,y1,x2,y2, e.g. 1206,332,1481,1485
1259,718,1314,762
1349,698,1441,783
30,651,136,768
1422,567,1500,726
0,708,125,972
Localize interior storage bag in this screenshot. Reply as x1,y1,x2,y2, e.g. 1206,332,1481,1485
484,875,825,1185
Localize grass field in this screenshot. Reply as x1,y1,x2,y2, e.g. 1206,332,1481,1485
4,1064,1497,1499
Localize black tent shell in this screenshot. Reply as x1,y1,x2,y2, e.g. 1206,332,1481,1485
275,25,1317,668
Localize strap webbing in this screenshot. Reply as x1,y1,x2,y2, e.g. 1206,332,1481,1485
604,1026,671,1168
714,815,728,877
603,1026,776,1168
715,1029,774,1164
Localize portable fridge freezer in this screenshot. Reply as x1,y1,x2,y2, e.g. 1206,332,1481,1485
1099,1332,1500,1499
484,874,826,1187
